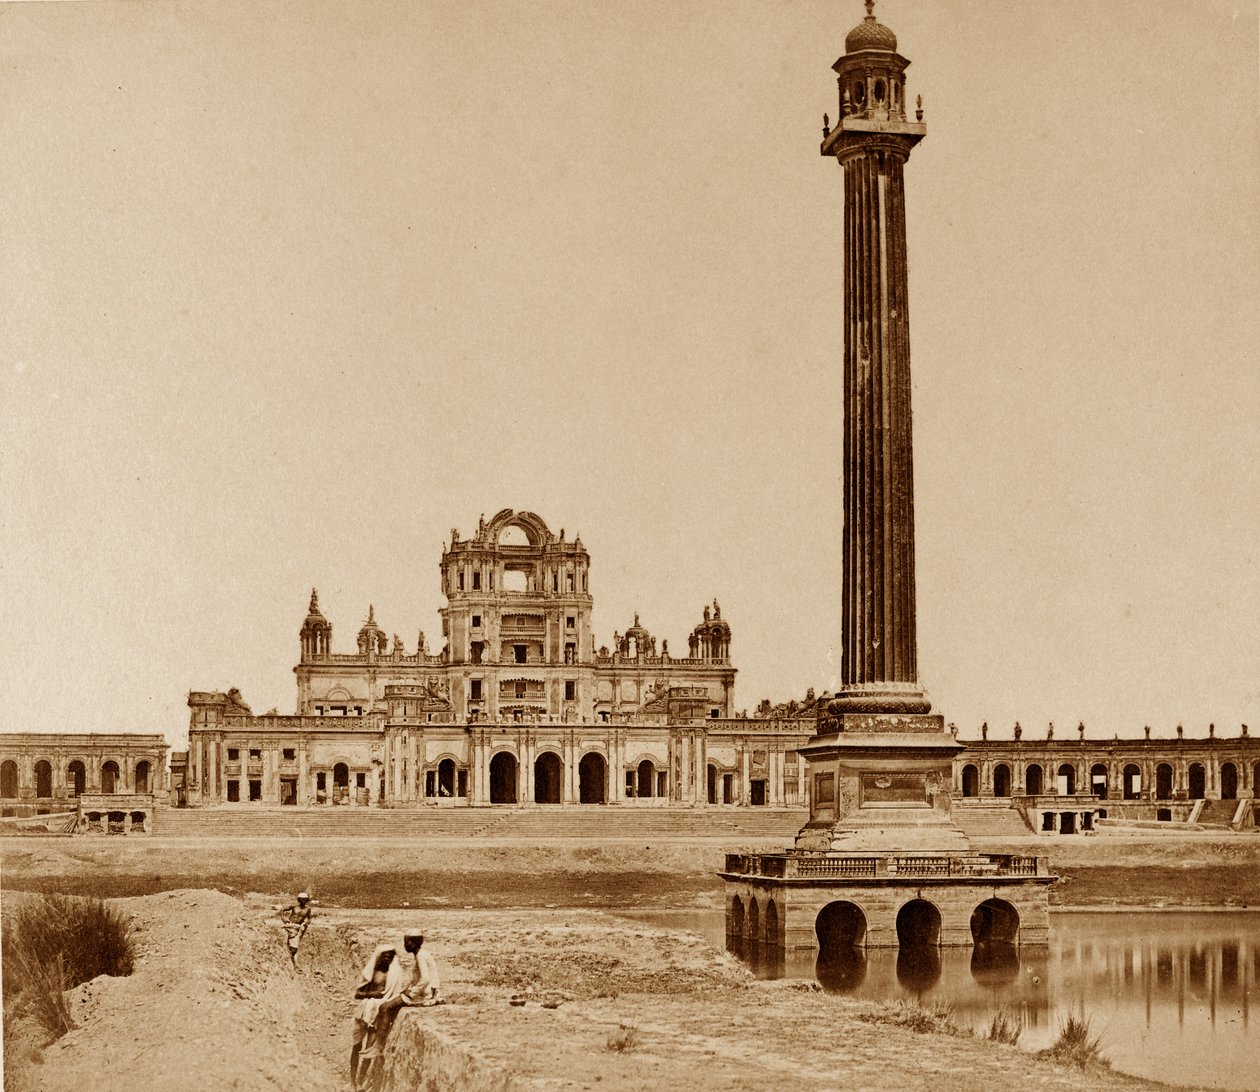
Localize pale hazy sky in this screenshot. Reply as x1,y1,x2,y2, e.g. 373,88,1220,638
1,0,1257,746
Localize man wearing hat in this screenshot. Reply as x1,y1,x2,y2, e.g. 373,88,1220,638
278,891,313,969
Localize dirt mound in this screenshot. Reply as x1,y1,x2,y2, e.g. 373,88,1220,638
16,889,347,1092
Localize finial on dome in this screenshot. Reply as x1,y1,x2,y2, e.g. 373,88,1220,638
865,0,875,15
309,588,319,612
367,604,376,624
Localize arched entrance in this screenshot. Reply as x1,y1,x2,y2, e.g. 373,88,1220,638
1024,764,1043,795
1155,763,1174,800
1057,764,1076,795
1188,763,1206,800
101,760,119,794
67,760,86,797
1123,763,1142,799
970,898,1020,945
578,752,605,804
489,752,518,804
0,760,18,798
34,760,53,798
636,759,655,798
897,899,941,948
437,759,456,797
534,752,562,804
1090,763,1108,799
961,764,979,797
1221,762,1238,800
333,762,350,803
135,760,151,795
816,900,867,955
992,764,1011,798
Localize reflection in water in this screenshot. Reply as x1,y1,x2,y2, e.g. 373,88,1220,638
970,942,1020,988
895,945,941,994
624,908,1260,1092
816,948,866,992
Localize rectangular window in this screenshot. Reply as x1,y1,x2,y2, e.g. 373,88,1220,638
514,645,527,664
316,772,326,790
564,642,575,665
473,572,481,590
282,748,296,761
356,772,366,789
457,770,468,797
625,771,636,797
656,771,667,798
425,771,435,797
470,679,483,700
566,574,574,592
564,680,576,701
226,748,239,762
566,616,575,629
248,748,261,760
458,572,464,591
710,708,720,719
472,615,481,628
227,780,240,802
515,683,526,699
553,573,558,592
249,779,262,801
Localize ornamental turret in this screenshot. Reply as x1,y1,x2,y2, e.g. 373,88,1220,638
299,588,331,661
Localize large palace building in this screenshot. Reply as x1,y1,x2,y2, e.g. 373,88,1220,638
183,509,812,808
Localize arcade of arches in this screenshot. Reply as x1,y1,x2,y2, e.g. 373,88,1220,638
0,734,167,817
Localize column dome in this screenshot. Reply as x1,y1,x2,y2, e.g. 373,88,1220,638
845,11,896,53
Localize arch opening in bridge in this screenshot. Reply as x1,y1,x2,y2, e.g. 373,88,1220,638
1090,763,1108,800
764,899,779,948
748,899,761,946
1024,764,1043,796
534,751,562,804
489,752,518,804
1155,763,1174,800
578,752,605,804
961,764,979,797
970,942,1020,987
816,900,867,955
970,898,1020,945
896,898,941,949
992,764,1011,798
727,895,745,955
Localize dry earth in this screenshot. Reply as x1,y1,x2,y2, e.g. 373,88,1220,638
4,889,1164,1092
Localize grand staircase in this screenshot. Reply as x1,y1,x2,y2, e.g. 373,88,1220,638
953,800,1034,840
149,805,807,842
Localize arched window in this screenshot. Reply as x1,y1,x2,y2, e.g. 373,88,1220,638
992,764,1011,798
0,761,18,798
135,760,151,795
1188,763,1206,800
960,765,979,798
101,761,120,794
1057,764,1076,795
1123,763,1142,800
1090,763,1108,800
1221,762,1238,800
34,760,53,799
1024,764,1043,796
637,759,655,798
1155,763,1174,801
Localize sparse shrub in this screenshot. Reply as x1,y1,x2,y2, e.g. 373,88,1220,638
606,1025,639,1053
2,894,135,1040
858,999,965,1037
986,1008,1021,1045
1039,1013,1107,1070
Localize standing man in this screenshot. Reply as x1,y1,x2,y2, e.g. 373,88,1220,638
278,891,313,969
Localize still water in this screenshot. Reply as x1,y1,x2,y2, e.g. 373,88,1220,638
617,909,1260,1090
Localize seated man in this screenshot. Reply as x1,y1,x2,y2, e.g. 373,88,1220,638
350,931,442,1090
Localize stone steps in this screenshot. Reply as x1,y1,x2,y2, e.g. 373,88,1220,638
149,805,807,840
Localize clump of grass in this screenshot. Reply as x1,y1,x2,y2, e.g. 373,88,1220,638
858,999,966,1037
2,894,135,1040
1039,1013,1108,1070
606,1024,639,1053
986,1008,1022,1045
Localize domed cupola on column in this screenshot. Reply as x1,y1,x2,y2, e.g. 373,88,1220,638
828,0,918,131
299,588,331,661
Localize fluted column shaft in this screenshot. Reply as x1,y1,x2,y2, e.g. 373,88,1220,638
835,135,928,714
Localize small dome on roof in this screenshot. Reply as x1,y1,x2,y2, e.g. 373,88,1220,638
845,3,897,53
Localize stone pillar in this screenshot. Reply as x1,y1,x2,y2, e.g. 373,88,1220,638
406,732,418,803
828,119,929,718
740,746,750,806
298,739,309,805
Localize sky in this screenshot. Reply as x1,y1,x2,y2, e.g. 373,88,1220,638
1,0,1257,747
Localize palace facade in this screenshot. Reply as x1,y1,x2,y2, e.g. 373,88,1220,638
183,509,813,808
